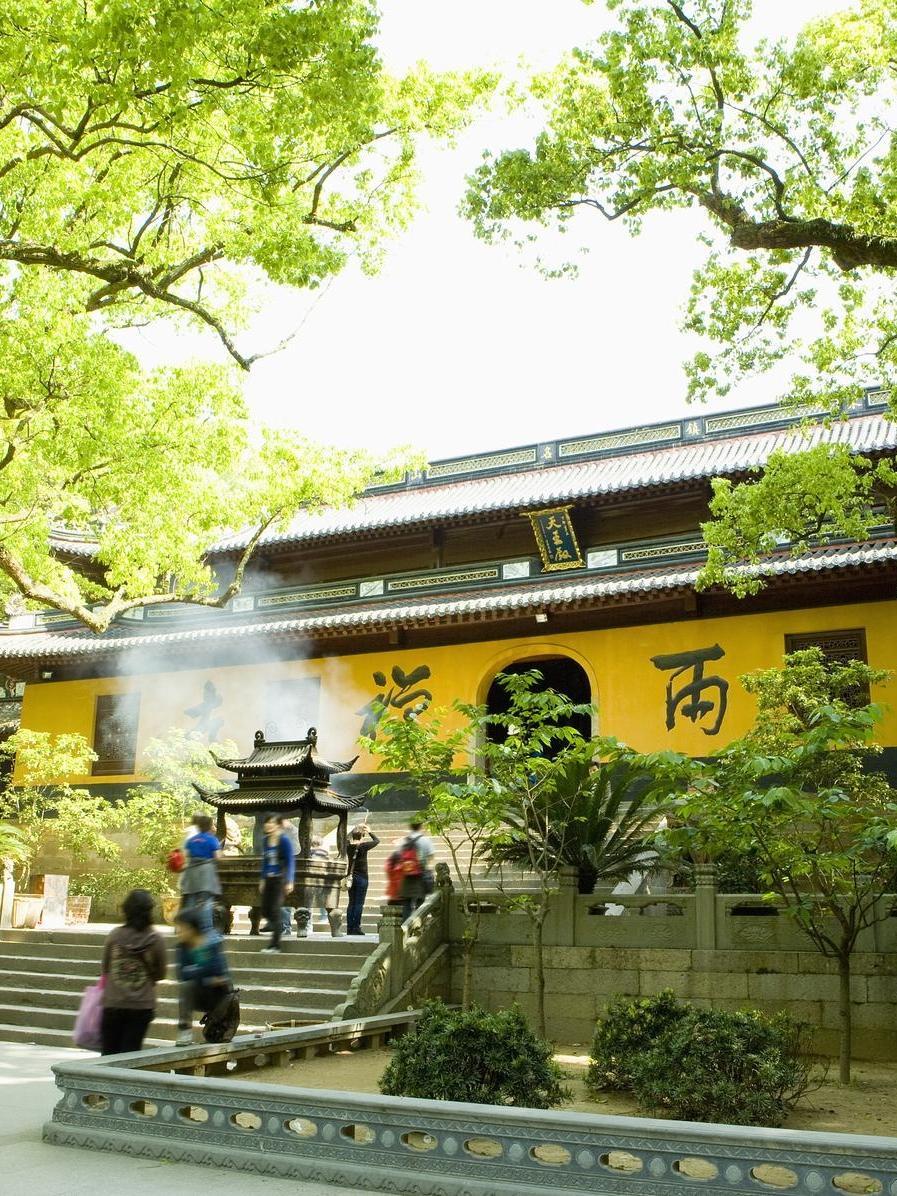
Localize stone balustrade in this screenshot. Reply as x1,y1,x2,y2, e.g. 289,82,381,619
44,1012,897,1196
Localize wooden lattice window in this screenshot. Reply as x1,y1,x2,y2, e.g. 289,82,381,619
92,693,140,775
784,628,870,705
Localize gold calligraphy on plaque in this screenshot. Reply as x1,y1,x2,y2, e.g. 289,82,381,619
523,505,585,572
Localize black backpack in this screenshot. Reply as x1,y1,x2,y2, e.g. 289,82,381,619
200,989,241,1044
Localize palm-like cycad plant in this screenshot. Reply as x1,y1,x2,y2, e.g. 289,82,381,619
0,820,29,868
484,744,681,894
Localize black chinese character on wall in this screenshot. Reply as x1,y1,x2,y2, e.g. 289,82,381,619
184,680,224,742
650,643,729,736
358,664,433,739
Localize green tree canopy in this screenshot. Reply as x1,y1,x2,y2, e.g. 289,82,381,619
674,650,897,1083
0,0,490,630
464,0,897,588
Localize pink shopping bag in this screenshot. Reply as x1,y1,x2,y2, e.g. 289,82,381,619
72,975,106,1051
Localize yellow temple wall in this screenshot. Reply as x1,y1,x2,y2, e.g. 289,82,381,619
15,597,897,785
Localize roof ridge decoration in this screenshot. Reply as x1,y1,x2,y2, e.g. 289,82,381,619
363,387,889,493
8,518,895,638
209,403,896,555
4,537,897,661
196,725,363,817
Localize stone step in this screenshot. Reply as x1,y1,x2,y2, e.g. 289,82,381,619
0,968,358,998
0,956,367,996
0,939,376,968
0,1002,323,1037
0,1021,99,1049
0,929,377,953
0,981,350,1016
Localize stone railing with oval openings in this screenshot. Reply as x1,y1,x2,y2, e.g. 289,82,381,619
45,1010,897,1196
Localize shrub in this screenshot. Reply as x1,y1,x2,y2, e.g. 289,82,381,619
630,1007,813,1127
587,990,687,1091
69,867,175,918
380,1000,571,1109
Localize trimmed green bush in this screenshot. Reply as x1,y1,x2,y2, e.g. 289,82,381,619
630,1007,813,1127
587,990,687,1091
380,1001,571,1108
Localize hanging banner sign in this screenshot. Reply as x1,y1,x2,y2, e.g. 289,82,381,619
524,505,585,572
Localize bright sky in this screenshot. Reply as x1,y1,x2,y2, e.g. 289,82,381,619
130,0,849,460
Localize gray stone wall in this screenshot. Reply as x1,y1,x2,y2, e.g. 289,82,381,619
451,870,897,1058
455,942,897,1058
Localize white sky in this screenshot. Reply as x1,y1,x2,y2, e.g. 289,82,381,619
129,0,850,460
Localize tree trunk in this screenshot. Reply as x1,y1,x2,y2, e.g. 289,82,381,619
837,953,852,1085
577,864,598,895
461,938,473,1010
533,914,546,1038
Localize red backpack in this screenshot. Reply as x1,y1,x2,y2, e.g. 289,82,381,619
398,841,423,878
166,848,186,874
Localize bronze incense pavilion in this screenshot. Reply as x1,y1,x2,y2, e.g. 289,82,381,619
196,726,363,937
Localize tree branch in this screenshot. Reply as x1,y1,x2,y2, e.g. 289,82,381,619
698,199,897,271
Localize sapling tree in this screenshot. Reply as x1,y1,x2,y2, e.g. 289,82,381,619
121,729,239,869
0,729,119,887
477,671,597,1037
364,704,505,1009
678,650,897,1083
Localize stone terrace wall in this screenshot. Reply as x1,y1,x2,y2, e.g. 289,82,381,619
450,868,897,1058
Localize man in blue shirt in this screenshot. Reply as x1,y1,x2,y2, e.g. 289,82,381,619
180,813,221,931
258,814,295,953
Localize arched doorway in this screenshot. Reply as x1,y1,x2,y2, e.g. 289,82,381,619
484,655,592,749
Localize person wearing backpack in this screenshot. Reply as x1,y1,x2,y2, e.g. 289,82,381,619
258,813,295,953
179,812,222,931
173,907,233,1046
399,819,435,921
100,889,167,1055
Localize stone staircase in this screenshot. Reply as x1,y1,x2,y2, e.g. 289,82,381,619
0,928,378,1049
0,820,533,1047
341,815,536,933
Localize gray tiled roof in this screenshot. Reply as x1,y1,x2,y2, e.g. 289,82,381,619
213,411,897,552
2,539,894,661
214,741,357,774
195,785,365,813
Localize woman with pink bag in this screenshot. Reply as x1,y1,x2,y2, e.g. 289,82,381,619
98,889,167,1055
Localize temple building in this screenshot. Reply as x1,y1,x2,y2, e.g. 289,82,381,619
2,390,897,796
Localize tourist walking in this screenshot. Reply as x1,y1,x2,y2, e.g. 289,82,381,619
174,907,232,1046
259,813,295,953
384,837,406,908
179,812,221,931
346,823,380,935
100,889,167,1056
399,819,435,920
279,817,301,937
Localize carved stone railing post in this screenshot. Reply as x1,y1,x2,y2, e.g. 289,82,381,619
0,859,14,929
554,865,579,947
378,903,405,1003
694,863,718,951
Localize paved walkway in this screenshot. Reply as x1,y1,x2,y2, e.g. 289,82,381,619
0,1042,358,1195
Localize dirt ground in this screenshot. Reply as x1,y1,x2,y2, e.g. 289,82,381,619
243,1045,896,1137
